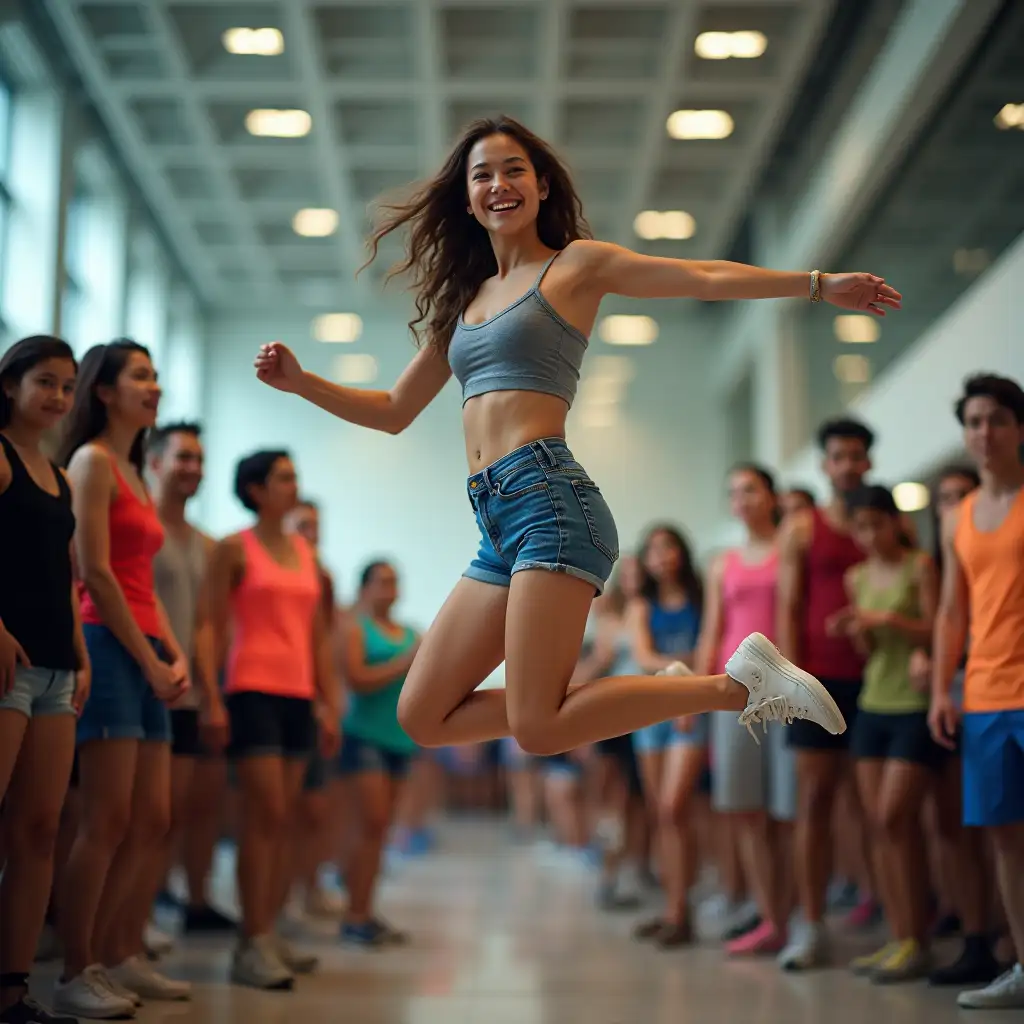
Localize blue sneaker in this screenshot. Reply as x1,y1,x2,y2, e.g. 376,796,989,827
342,920,389,948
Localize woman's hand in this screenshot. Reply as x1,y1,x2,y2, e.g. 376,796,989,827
200,695,230,753
255,342,305,393
145,657,188,703
909,648,931,694
0,626,30,695
821,273,902,316
72,663,92,716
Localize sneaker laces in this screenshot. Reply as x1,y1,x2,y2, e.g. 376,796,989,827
84,966,119,1000
737,694,807,743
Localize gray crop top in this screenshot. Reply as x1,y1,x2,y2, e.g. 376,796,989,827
448,249,589,408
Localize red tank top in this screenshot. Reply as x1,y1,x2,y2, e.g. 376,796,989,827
801,507,864,680
80,454,165,638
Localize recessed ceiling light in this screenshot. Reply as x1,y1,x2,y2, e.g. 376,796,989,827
953,248,991,276
833,353,870,384
579,376,626,406
245,109,311,138
994,103,1024,130
293,208,338,237
634,210,696,241
312,313,363,343
666,109,734,140
332,354,377,384
893,482,930,513
598,315,658,346
694,30,767,60
833,314,880,344
578,404,620,429
222,27,284,56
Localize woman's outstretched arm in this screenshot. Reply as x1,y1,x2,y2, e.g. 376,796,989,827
577,239,902,313
255,341,452,434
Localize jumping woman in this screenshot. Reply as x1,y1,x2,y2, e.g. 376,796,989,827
254,116,901,763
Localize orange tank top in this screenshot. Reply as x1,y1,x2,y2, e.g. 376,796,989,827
954,488,1024,712
225,529,320,700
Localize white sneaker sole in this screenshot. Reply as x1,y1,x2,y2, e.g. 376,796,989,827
728,633,846,735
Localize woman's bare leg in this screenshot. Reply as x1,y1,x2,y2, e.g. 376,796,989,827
658,743,706,928
400,574,746,754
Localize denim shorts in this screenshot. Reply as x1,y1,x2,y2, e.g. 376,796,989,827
77,625,172,744
337,732,412,779
633,714,709,754
465,437,618,595
0,666,75,719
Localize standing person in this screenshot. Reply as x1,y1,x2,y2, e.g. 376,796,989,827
629,526,705,948
148,422,233,934
775,418,875,970
254,116,896,765
697,464,795,957
205,451,340,990
930,374,1024,1010
834,485,938,981
284,498,347,921
338,560,419,946
55,341,191,1018
0,336,85,1024
910,466,999,987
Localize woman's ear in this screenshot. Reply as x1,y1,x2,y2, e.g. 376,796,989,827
539,176,549,201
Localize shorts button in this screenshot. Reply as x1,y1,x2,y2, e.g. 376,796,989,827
470,481,478,489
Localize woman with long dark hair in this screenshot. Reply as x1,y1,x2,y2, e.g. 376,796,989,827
627,526,705,946
253,116,898,768
54,340,191,1019
0,336,85,1024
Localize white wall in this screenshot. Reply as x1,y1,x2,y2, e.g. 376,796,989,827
781,230,1024,492
197,306,729,625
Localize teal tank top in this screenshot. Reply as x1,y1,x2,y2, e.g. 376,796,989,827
344,615,418,754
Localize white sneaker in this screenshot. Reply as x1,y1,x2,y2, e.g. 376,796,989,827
957,964,1024,1009
657,662,694,677
274,933,319,975
110,955,192,1001
726,633,846,739
231,934,294,990
96,966,142,1007
52,965,137,1019
778,920,829,971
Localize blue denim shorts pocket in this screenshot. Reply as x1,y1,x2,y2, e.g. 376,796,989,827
77,625,172,744
464,438,618,594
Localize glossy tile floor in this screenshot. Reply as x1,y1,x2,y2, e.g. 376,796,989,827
36,820,974,1024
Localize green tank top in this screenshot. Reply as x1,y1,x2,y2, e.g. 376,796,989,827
343,615,418,754
853,554,927,714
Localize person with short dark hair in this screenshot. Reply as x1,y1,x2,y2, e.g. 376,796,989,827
930,373,1024,1009
831,485,940,981
776,416,877,970
147,423,234,936
781,488,816,518
0,336,84,1024
205,450,340,990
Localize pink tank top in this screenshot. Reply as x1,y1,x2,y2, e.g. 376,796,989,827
225,529,320,700
802,507,865,680
715,549,778,673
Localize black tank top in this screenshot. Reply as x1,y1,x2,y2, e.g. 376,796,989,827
0,434,77,670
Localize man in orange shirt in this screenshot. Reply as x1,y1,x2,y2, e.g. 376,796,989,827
930,373,1024,1010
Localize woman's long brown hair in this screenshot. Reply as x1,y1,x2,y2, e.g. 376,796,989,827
364,115,591,355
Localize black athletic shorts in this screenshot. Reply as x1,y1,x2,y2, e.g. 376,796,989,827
171,708,213,759
787,678,861,752
596,733,643,797
852,709,945,768
226,691,316,761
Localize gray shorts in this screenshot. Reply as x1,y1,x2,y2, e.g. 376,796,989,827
711,711,796,822
0,667,75,719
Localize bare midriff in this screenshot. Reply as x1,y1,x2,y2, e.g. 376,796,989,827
462,390,570,473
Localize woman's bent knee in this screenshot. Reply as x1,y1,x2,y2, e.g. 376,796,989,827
397,694,444,748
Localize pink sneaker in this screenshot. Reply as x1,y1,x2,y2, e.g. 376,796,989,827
845,897,882,930
725,919,786,956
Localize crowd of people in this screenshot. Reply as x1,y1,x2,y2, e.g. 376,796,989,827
0,331,1022,1024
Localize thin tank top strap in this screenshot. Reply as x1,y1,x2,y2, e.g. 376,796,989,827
532,247,566,290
